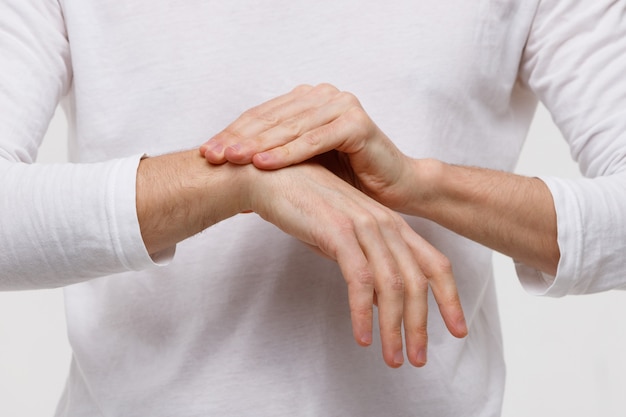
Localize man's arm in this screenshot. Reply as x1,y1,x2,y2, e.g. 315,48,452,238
200,84,560,276
403,159,559,276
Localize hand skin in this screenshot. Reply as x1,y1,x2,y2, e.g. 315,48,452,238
136,149,467,368
200,83,560,276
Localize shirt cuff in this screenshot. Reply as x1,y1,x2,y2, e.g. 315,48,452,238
514,261,557,296
113,153,175,269
513,176,582,297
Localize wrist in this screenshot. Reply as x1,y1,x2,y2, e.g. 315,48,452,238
402,158,446,218
137,149,251,254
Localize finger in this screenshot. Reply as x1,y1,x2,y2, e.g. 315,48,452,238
201,84,313,163
222,84,343,164
252,104,373,170
353,211,405,368
381,220,430,367
204,84,343,164
403,229,467,339
334,235,375,348
403,270,429,367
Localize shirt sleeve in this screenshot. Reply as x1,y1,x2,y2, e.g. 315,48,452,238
516,0,626,296
0,0,164,290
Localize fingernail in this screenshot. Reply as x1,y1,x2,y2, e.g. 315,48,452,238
417,348,427,365
227,143,241,154
360,332,372,345
458,316,468,335
255,152,268,162
206,142,223,155
394,350,404,366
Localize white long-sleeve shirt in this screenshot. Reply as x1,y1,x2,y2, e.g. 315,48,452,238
1,1,625,416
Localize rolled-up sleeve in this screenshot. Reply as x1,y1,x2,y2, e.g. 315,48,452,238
517,0,626,296
0,0,165,290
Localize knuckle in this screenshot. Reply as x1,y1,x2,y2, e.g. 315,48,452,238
345,263,375,288
316,233,338,257
386,272,405,293
344,107,373,134
429,254,453,278
417,274,430,291
353,266,375,287
314,82,340,96
373,263,405,295
334,91,365,113
406,272,429,293
334,107,373,142
301,130,322,147
353,211,378,230
379,211,401,230
257,111,280,127
293,84,313,94
346,106,368,123
243,107,279,127
336,91,362,107
281,116,304,137
371,209,402,234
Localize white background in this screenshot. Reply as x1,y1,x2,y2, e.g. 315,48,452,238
1,104,625,416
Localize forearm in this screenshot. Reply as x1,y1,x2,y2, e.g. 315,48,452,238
407,159,559,275
136,149,247,255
